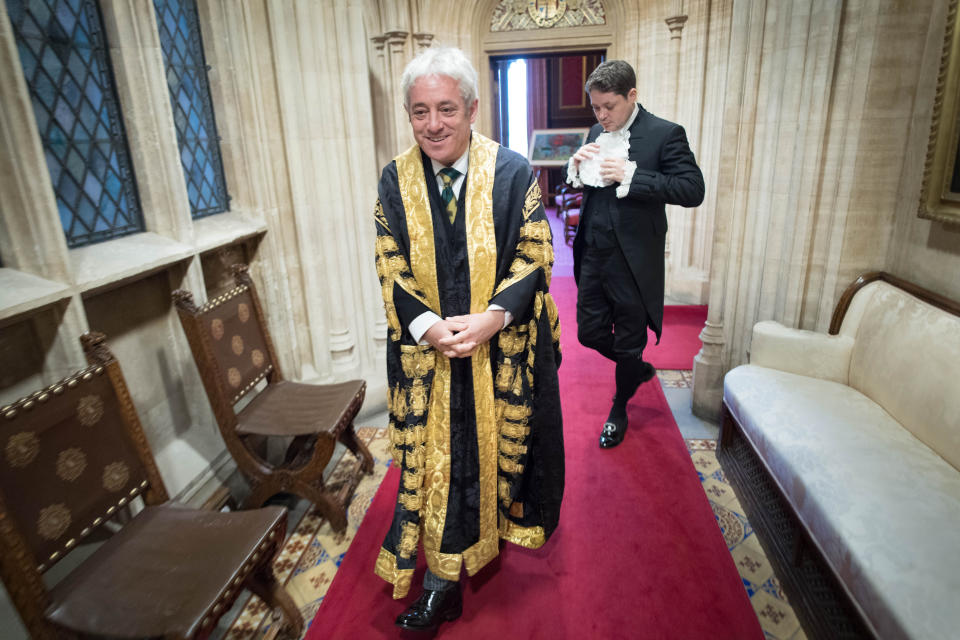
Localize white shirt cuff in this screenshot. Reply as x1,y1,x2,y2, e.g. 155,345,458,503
486,304,513,329
616,160,637,199
409,307,512,344
409,311,442,344
566,157,583,189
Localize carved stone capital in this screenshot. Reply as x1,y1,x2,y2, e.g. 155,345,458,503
384,30,409,48
412,32,434,51
665,15,688,40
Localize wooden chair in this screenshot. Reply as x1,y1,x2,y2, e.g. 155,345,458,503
0,332,303,639
553,183,581,219
557,185,582,246
173,264,373,533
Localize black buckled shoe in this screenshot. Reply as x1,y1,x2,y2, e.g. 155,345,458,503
395,585,462,632
599,418,627,448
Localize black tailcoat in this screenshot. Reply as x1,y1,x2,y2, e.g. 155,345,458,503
571,105,704,339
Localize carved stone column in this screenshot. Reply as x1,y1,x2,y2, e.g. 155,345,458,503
265,0,382,378
385,30,415,153
369,35,395,171
693,0,907,421
662,11,686,290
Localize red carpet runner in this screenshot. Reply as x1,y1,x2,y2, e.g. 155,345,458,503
308,277,760,639
644,304,707,370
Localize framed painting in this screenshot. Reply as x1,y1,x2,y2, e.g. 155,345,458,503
528,127,589,167
919,0,960,223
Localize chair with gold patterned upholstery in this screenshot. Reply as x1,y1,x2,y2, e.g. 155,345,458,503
172,264,373,533
0,332,302,640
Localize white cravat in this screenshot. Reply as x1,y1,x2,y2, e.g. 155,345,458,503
567,103,639,199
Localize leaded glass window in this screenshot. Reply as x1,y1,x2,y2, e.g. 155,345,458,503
7,0,145,248
153,0,229,218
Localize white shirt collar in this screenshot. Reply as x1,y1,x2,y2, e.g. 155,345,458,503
613,103,640,137
430,145,470,178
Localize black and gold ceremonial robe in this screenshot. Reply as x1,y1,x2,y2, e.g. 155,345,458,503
373,133,564,599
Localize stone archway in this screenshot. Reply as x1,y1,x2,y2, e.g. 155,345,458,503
461,0,625,137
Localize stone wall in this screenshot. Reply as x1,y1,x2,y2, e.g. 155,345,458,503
0,0,384,512
692,0,957,420
887,0,960,300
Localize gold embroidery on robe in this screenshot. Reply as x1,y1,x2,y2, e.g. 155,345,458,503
375,133,560,598
500,422,531,439
464,134,500,579
495,362,516,392
398,522,419,559
499,439,528,457
499,516,546,549
375,547,414,599
499,454,524,474
400,345,436,378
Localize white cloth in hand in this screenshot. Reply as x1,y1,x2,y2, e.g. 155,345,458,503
578,131,629,188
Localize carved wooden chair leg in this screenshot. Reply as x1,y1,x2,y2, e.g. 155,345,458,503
291,480,348,533
338,425,374,474
282,434,315,466
242,478,285,510
245,562,304,639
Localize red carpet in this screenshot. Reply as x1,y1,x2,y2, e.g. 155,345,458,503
308,276,760,640
645,304,707,370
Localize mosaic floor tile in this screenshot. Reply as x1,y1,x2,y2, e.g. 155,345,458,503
731,535,774,587
222,427,392,640
750,589,802,639
657,369,694,388
688,440,806,640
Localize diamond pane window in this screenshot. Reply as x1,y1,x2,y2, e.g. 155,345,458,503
7,0,145,248
153,0,229,218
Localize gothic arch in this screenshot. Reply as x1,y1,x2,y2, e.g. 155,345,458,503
419,0,634,136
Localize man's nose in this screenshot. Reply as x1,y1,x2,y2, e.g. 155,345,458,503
426,111,443,131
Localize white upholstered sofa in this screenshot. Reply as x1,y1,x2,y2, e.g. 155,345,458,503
719,272,960,640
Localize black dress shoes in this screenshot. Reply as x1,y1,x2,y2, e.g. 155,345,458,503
599,418,627,448
599,361,657,449
395,585,462,631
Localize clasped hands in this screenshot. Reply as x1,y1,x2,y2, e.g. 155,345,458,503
423,309,505,358
572,142,628,183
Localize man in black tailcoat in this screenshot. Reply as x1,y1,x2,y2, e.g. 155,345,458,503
566,60,704,448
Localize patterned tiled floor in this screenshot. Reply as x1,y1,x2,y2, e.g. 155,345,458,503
223,394,807,640
222,427,393,639
657,368,695,388
687,438,808,640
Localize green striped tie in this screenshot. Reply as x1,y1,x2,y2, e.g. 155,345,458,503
438,167,460,224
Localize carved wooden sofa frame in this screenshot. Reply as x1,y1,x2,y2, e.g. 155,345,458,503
718,272,960,640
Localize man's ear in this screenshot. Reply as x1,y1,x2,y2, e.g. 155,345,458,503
628,88,638,103
468,99,479,124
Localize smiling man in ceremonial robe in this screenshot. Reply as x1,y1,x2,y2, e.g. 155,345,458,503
372,46,564,632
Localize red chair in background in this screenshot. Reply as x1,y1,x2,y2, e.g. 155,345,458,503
556,185,582,246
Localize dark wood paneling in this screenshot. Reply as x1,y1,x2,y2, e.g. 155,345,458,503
547,52,604,129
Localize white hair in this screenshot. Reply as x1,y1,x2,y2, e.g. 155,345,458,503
400,46,479,110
